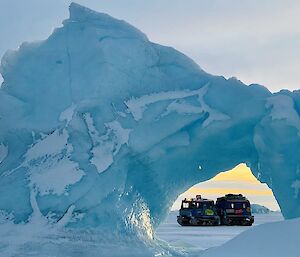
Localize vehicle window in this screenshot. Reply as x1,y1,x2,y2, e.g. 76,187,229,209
229,202,245,209
190,202,197,209
182,202,189,208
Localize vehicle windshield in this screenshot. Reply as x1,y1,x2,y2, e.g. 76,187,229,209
182,201,215,210
199,202,214,210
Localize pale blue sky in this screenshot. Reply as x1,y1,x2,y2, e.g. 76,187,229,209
0,0,299,91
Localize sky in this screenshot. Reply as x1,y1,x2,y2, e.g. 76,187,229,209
172,164,280,211
0,0,299,92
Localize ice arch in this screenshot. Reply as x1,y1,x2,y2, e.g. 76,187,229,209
0,3,300,239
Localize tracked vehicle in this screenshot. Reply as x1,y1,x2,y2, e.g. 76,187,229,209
177,195,220,226
216,194,254,226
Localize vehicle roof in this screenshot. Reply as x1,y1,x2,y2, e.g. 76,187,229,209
217,194,249,201
217,199,249,202
182,198,214,203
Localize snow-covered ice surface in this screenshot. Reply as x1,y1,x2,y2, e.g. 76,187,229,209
156,212,284,253
201,215,300,257
1,2,300,256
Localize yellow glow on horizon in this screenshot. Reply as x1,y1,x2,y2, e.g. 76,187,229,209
211,164,258,183
183,164,273,197
185,187,273,196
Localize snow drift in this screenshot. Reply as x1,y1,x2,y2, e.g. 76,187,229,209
0,2,300,256
201,217,300,257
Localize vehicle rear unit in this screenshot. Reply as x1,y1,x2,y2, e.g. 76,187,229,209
216,194,254,226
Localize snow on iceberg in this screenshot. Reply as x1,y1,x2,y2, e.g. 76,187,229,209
0,2,300,256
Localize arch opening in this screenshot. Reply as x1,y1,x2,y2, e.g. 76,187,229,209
172,163,280,212
156,164,283,251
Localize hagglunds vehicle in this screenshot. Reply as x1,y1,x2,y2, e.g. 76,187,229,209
177,195,220,226
216,194,254,226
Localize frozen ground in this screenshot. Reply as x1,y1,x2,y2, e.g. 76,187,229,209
156,211,283,253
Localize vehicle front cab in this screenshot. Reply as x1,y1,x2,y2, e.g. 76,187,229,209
177,195,220,226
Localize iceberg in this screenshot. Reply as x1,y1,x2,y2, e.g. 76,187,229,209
0,2,300,256
250,204,272,214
